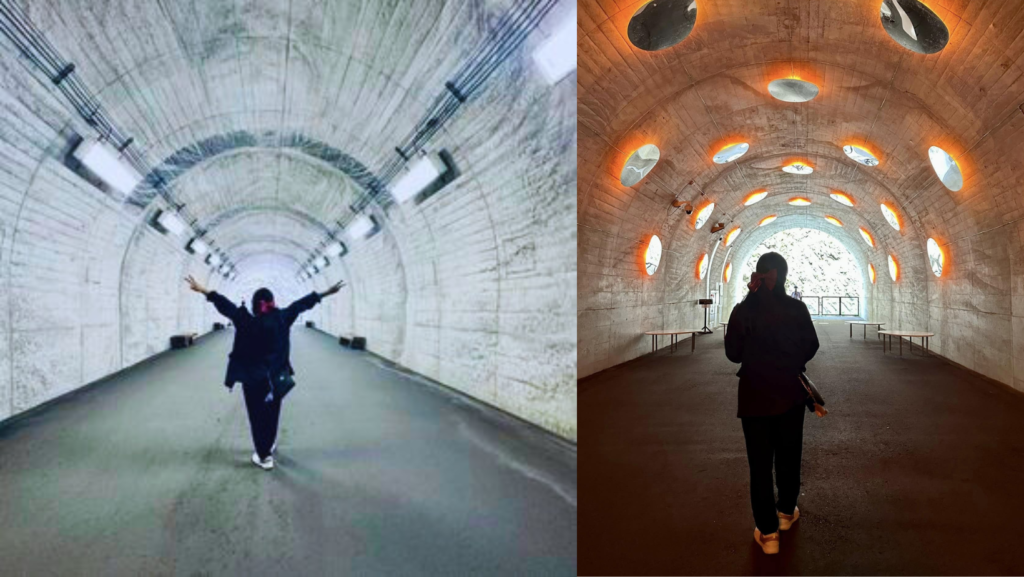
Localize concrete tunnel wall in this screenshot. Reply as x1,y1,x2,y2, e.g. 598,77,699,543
0,0,576,440
578,0,1024,390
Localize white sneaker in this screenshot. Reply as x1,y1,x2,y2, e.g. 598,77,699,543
251,452,274,470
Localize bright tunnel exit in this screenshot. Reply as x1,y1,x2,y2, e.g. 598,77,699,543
739,228,865,317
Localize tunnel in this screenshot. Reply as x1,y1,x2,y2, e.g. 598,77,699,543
0,0,576,574
579,0,1024,575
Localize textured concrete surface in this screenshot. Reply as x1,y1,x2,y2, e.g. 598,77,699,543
579,321,1024,575
0,328,576,575
0,0,576,438
577,0,1024,393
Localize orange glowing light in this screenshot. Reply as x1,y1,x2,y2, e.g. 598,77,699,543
880,203,901,231
697,253,709,280
869,263,876,284
782,160,813,175
724,227,741,246
825,216,843,227
744,190,768,206
888,255,899,282
789,197,811,206
859,227,875,247
759,215,778,226
724,262,732,283
830,192,854,206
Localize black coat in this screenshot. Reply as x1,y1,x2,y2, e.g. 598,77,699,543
206,290,322,387
724,291,819,418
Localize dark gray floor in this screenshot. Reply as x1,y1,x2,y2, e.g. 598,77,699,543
0,329,576,576
580,321,1024,576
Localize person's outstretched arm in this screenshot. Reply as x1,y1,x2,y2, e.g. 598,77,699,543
186,275,246,325
282,280,345,326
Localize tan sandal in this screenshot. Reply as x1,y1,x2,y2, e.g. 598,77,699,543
754,528,780,554
778,506,800,531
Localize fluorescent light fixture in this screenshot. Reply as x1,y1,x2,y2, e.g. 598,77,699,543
186,237,209,255
345,214,377,241
315,255,329,269
325,241,347,257
306,266,317,277
218,264,231,274
72,137,143,195
532,8,576,84
391,154,447,203
151,209,187,237
206,253,222,267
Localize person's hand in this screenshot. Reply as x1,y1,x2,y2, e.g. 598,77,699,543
185,275,209,295
321,280,346,297
813,404,828,418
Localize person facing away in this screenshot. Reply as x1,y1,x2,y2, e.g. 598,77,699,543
790,286,802,300
724,252,819,555
186,275,344,471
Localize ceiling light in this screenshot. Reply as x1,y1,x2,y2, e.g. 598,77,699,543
694,203,715,229
152,209,187,236
72,137,143,195
789,197,811,206
391,154,448,203
724,228,741,246
843,145,879,166
825,216,843,227
620,144,660,186
880,203,900,230
315,255,329,269
645,235,662,276
186,238,209,255
888,254,899,282
869,263,876,284
206,253,222,267
218,264,231,274
697,253,709,279
533,8,577,84
345,214,378,241
306,266,317,277
759,215,777,226
723,262,732,283
782,162,813,175
325,241,347,257
744,190,768,205
928,146,963,191
830,192,854,206
768,78,819,102
927,238,944,277
713,143,749,164
859,227,875,247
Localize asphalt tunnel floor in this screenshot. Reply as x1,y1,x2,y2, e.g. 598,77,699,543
580,321,1024,576
0,328,577,576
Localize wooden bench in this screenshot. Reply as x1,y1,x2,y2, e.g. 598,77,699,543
170,332,199,349
644,330,702,353
878,330,934,356
846,321,885,339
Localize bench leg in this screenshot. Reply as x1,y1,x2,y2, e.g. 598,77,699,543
899,336,902,356
651,335,655,354
850,324,853,338
691,334,695,353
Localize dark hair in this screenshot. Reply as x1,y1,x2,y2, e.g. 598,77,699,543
252,287,274,315
744,252,789,301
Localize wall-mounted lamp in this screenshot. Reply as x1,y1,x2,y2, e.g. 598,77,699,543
151,209,187,236
345,214,379,241
390,150,458,204
72,137,142,195
186,237,209,255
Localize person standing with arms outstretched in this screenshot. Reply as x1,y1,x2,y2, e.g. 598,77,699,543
186,275,345,470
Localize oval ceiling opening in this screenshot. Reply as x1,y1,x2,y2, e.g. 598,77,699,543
928,146,963,191
645,234,662,275
768,78,819,102
713,142,749,164
695,203,715,229
927,238,944,277
879,0,949,54
628,0,698,52
620,144,660,187
843,145,879,167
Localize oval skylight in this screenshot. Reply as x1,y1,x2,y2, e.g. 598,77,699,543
869,263,876,284
927,238,943,277
880,203,900,230
859,227,875,247
698,253,709,279
789,198,811,206
825,216,843,227
645,235,662,275
768,78,819,103
928,146,963,191
744,190,768,205
713,142,749,164
695,203,715,229
782,162,813,175
724,262,732,283
724,227,741,246
620,144,660,187
880,0,949,55
830,192,854,206
759,215,777,226
888,254,899,281
628,0,698,52
843,145,879,166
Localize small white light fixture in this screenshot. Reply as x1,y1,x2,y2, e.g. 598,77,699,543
325,241,347,257
207,253,222,267
315,255,329,269
72,137,143,195
345,214,377,241
306,265,317,277
391,154,447,203
218,263,231,275
186,237,209,255
532,8,577,84
153,209,187,236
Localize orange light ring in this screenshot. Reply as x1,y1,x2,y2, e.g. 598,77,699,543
696,253,709,279
869,263,876,284
788,197,811,206
744,190,768,206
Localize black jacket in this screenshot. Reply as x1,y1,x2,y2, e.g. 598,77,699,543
206,290,322,387
725,291,819,418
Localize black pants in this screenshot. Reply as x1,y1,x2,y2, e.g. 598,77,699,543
242,382,282,460
740,402,805,534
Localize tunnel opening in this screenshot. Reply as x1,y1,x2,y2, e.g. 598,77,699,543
738,228,865,317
